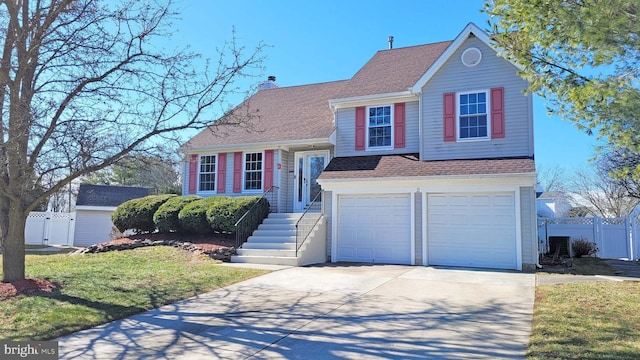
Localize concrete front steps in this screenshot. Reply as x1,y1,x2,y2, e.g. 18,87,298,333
231,212,326,266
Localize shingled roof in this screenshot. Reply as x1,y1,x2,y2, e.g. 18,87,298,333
182,37,459,150
335,41,453,99
76,184,150,207
318,155,535,180
183,80,348,149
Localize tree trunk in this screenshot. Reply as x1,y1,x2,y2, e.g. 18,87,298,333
1,200,27,282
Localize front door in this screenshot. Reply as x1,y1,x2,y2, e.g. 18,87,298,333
294,150,330,212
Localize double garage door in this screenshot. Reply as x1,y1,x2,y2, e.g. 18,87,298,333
336,192,517,269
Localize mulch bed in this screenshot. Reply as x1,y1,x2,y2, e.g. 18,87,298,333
0,278,59,301
106,233,236,252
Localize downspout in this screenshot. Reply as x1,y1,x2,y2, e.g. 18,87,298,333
536,210,545,269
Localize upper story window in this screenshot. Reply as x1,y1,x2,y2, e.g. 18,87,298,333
244,152,263,191
367,105,393,148
199,155,216,191
458,91,489,140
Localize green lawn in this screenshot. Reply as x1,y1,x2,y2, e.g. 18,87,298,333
0,247,268,340
529,281,640,359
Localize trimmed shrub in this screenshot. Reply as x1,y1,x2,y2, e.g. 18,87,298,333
571,238,599,258
206,196,266,233
112,194,176,234
178,196,232,234
153,195,201,233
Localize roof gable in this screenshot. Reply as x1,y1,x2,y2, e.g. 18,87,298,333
410,22,507,93
76,184,150,207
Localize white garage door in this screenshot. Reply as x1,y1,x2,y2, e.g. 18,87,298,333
428,193,517,269
337,194,412,264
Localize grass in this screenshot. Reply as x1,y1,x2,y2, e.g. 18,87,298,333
530,262,640,360
571,257,618,276
0,247,268,340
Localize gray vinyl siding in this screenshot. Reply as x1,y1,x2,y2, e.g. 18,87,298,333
421,37,533,160
520,186,537,268
324,190,333,259
335,101,420,157
74,209,116,247
414,192,423,265
181,161,189,196
285,150,295,213
277,149,290,213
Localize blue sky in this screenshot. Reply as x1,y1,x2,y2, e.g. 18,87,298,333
173,0,598,171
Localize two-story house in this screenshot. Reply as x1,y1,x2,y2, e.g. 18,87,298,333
180,23,538,271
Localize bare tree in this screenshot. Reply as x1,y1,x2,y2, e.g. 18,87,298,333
84,152,181,194
0,0,265,281
537,165,567,193
568,160,639,218
601,148,640,199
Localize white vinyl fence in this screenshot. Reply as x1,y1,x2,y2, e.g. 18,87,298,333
538,216,640,260
25,212,75,246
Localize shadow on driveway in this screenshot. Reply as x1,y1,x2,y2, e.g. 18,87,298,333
59,265,534,359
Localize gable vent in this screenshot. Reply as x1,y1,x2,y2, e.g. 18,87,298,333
461,47,482,67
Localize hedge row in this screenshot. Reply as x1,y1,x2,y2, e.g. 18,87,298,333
112,194,268,235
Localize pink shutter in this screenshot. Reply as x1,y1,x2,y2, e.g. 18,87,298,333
188,154,198,194
491,87,505,139
233,152,242,193
394,103,406,148
217,153,227,194
264,150,274,190
355,106,366,150
443,93,456,141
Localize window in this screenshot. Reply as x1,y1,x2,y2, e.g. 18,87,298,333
199,155,216,191
367,105,393,148
458,91,488,140
244,152,263,191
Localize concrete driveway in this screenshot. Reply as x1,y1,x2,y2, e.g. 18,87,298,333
58,264,535,359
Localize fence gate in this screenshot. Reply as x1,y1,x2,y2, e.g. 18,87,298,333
25,212,75,246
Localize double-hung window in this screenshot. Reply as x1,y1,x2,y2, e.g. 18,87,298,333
458,91,488,140
244,152,263,191
367,105,393,148
198,155,216,191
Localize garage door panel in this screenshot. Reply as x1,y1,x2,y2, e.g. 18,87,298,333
428,192,517,270
337,194,411,264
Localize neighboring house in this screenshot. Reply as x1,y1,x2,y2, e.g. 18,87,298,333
180,23,538,271
74,184,149,247
536,191,573,218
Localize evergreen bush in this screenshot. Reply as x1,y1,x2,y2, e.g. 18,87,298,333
112,194,176,234
177,196,232,234
206,196,265,233
153,195,200,233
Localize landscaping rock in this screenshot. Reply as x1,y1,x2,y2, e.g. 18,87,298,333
72,238,236,261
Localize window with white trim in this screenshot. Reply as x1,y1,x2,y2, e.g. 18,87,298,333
198,155,216,191
244,152,263,191
458,91,489,140
367,105,393,148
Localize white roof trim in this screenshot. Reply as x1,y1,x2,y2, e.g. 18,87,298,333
318,172,536,187
329,91,417,110
411,22,496,94
76,205,117,211
180,137,333,153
